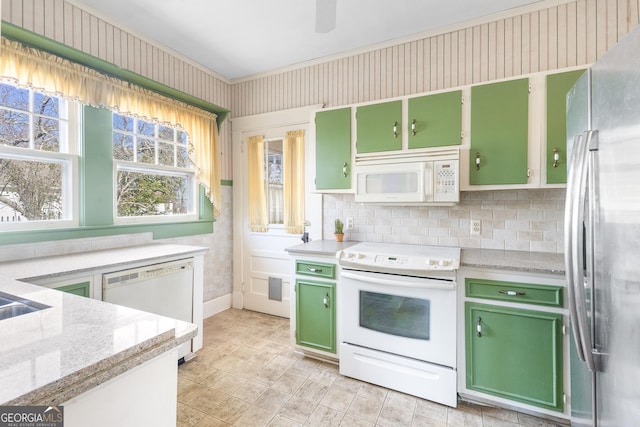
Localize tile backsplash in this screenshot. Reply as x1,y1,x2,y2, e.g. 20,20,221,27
323,189,566,254
0,232,155,263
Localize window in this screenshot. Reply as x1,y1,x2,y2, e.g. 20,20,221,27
0,82,77,229
112,113,197,223
264,138,283,225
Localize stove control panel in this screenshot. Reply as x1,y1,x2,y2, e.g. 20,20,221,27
339,250,458,271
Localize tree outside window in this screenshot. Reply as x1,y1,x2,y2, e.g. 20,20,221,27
0,82,72,225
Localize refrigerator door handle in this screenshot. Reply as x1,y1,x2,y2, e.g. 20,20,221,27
565,133,587,363
574,130,597,372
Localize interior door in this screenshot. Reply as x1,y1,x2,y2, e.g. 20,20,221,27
231,106,322,318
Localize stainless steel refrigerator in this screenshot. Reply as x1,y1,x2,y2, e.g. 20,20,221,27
565,24,640,427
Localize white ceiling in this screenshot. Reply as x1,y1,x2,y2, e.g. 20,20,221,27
69,0,547,81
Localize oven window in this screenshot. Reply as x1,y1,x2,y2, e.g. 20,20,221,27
359,291,430,340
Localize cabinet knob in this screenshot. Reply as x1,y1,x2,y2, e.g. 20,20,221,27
476,316,482,337
553,147,560,168
475,152,481,170
411,119,416,136
306,267,322,273
342,162,348,178
323,293,330,308
393,121,398,138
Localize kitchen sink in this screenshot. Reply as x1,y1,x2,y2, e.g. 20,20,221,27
0,292,50,321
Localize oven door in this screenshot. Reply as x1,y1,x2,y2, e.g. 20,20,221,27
340,269,456,368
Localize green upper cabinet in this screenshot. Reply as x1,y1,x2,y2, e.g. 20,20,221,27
408,90,462,149
315,108,352,190
356,100,402,154
470,78,529,185
546,69,586,184
465,302,564,412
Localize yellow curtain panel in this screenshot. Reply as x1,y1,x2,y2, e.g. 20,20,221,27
283,130,305,234
247,135,268,232
0,37,221,217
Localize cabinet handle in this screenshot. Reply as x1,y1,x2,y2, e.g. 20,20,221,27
306,267,322,273
475,152,481,170
498,289,526,296
342,162,348,178
553,147,560,167
476,317,482,337
393,121,398,138
411,119,417,136
323,293,329,308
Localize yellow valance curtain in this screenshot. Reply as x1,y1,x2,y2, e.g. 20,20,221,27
247,135,268,232
0,37,221,217
283,130,305,234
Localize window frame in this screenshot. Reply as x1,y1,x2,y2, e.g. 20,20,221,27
111,113,199,225
113,161,199,224
0,83,80,231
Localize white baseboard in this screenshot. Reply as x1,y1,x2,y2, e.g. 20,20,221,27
202,293,232,319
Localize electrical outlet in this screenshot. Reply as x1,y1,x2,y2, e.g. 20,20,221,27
470,219,481,236
345,217,354,230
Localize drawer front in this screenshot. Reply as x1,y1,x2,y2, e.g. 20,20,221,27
465,278,563,307
296,260,336,280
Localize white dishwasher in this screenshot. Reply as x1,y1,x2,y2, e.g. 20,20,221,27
102,258,194,361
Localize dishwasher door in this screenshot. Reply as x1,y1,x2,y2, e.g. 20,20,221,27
102,258,194,360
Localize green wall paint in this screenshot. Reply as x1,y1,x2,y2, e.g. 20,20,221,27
82,106,114,226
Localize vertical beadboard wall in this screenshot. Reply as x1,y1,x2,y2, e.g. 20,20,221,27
1,0,234,180
231,0,640,118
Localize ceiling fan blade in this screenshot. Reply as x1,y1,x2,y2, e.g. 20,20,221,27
315,0,337,33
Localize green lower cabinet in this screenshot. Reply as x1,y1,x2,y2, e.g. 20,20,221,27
295,279,336,353
465,302,563,412
55,281,91,298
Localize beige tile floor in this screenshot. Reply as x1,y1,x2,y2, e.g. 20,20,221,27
177,308,567,427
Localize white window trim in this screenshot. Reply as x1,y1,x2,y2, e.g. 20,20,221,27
0,89,80,231
0,146,79,230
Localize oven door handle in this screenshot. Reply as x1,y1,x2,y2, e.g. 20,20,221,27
341,271,455,290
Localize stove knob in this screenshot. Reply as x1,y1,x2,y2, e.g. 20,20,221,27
357,252,365,259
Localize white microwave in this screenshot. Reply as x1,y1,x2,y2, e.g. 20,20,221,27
354,150,459,205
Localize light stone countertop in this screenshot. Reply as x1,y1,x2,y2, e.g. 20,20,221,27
285,240,565,276
461,248,565,275
285,239,358,257
0,243,208,281
0,243,207,405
